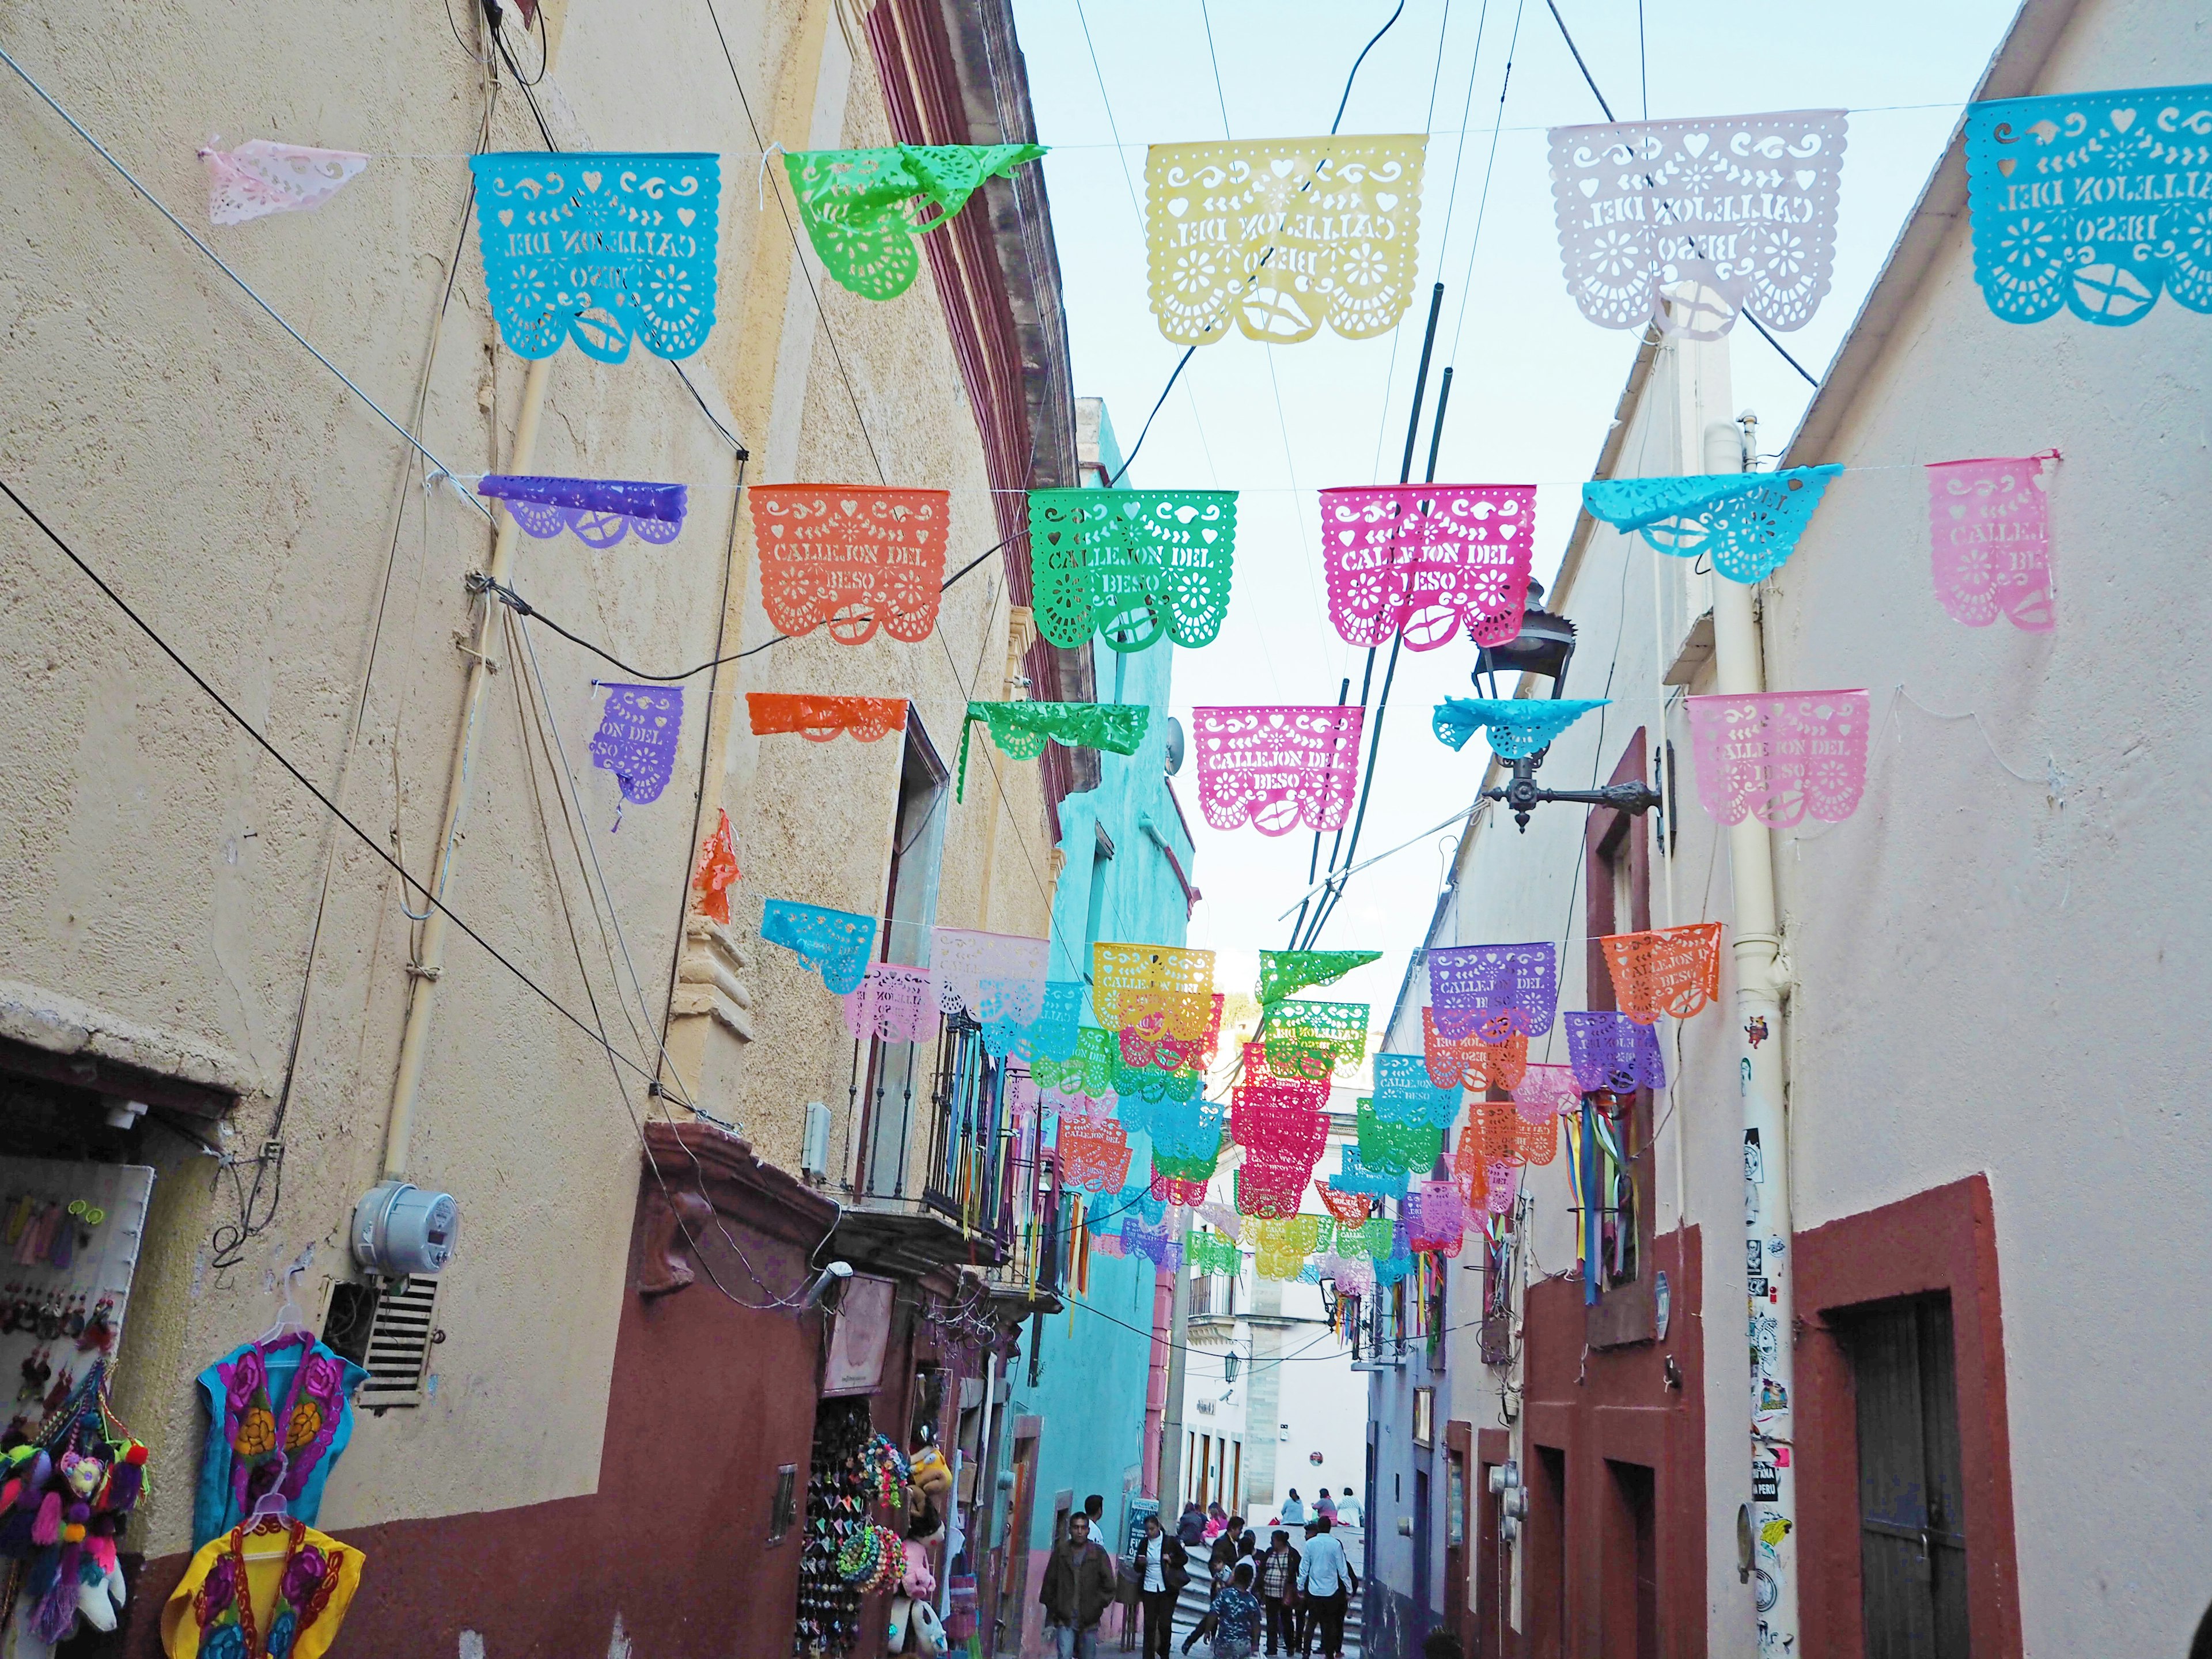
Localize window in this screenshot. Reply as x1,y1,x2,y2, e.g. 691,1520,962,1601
1412,1387,1434,1448
860,720,949,1196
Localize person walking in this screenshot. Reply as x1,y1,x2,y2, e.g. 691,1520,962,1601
1296,1515,1355,1659
1041,1512,1118,1659
1177,1501,1208,1546
1210,1562,1264,1659
1256,1528,1301,1656
1181,1517,1245,1654
1131,1512,1189,1659
1279,1488,1305,1528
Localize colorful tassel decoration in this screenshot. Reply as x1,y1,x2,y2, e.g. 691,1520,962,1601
32,1488,61,1546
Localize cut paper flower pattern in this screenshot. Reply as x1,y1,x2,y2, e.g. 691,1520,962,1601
1193,706,1364,836
1510,1063,1583,1124
931,930,1049,1027
1150,1172,1211,1209
470,152,721,362
760,900,876,995
1059,1115,1133,1195
1926,454,2056,630
1547,110,1848,338
749,485,949,646
1093,942,1216,1039
1964,86,2212,327
747,694,909,743
1257,1001,1370,1081
1357,1103,1441,1176
692,808,740,925
1582,467,1842,585
1369,1052,1460,1130
1406,1180,1465,1257
957,702,1150,802
1029,1027,1119,1100
200,139,368,225
1119,996,1226,1079
785,145,1047,301
1420,1009,1526,1090
1429,941,1559,1040
589,683,683,813
1565,1012,1668,1093
1599,922,1724,1024
1319,484,1535,651
1316,1184,1374,1226
1331,1145,1409,1198
1687,689,1870,827
478,475,688,547
1433,697,1607,760
842,964,937,1043
1257,948,1381,1006
1017,983,1086,1066
1028,490,1237,654
1146,137,1427,344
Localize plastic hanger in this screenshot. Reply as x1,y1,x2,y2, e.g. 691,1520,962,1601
240,1452,295,1558
255,1263,313,1348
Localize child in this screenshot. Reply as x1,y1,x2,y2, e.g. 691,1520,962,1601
1211,1562,1264,1659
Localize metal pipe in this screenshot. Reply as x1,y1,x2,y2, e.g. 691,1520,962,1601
380,354,554,1179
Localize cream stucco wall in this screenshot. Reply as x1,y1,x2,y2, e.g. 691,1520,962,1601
0,0,1058,1556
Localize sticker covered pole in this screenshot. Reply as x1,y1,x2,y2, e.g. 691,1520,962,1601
1707,409,1798,1654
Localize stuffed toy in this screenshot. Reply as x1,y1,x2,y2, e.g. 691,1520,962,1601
909,1597,948,1657
898,1538,936,1601
909,1446,952,1499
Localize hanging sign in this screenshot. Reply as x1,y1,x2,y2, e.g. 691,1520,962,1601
1369,1052,1460,1129
1192,706,1364,836
1028,490,1237,654
1434,696,1607,760
1257,948,1380,1006
469,152,721,362
1420,1008,1526,1090
1583,467,1842,585
1964,86,2212,326
1687,689,1871,827
1547,111,1848,338
760,900,877,995
747,693,910,742
1059,1115,1134,1195
1145,137,1427,344
692,808,740,924
1926,454,2057,630
1092,942,1217,1039
785,144,1047,301
1356,1101,1441,1176
478,475,688,547
200,139,368,225
957,702,1150,801
842,963,938,1043
1406,1179,1465,1257
589,683,683,819
1428,942,1559,1039
1319,484,1535,650
748,484,949,646
1257,1001,1370,1081
1565,1012,1667,1093
1599,922,1725,1024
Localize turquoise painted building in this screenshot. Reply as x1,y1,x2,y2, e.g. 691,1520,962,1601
995,397,1199,1653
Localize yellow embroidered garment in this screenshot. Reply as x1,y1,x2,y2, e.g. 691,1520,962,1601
1145,137,1427,345
161,1517,365,1659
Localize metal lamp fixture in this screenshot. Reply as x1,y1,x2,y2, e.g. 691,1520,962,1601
1474,582,1663,832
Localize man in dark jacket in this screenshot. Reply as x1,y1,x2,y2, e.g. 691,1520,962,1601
1256,1528,1301,1655
1130,1512,1190,1659
1041,1513,1118,1658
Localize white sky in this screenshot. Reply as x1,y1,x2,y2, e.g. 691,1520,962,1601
1013,0,2022,1033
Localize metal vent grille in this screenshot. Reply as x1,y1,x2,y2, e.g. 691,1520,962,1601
358,1275,441,1408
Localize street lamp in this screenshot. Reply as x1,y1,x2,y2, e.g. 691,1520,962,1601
1474,583,1664,832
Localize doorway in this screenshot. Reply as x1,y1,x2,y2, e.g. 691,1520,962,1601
1604,1459,1657,1659
1836,1295,1969,1658
1527,1445,1567,1659
1413,1466,1433,1627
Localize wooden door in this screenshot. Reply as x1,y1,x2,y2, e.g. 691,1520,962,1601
1002,1429,1039,1653
1842,1297,1969,1659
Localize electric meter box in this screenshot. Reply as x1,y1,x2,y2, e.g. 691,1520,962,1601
352,1180,459,1277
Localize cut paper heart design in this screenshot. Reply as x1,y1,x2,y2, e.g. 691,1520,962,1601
1547,111,1847,338
1146,137,1427,344
478,475,688,547
1193,705,1365,836
957,702,1150,802
1356,1102,1442,1176
1330,1146,1408,1198
1964,86,2212,326
1229,1080,1331,1165
1433,697,1608,760
1316,1184,1374,1226
1582,467,1843,585
1058,1115,1133,1195
200,139,368,225
589,683,683,812
692,807,740,925
1406,1180,1465,1257
749,484,949,646
1485,1161,1518,1217
1420,1009,1527,1091
1257,949,1381,1006
1029,1027,1119,1100
1319,484,1535,650
1092,942,1217,1039
1329,1218,1396,1262
1565,1012,1668,1093
1369,1052,1460,1130
842,963,937,1043
760,900,877,995
1599,922,1725,1024
1017,983,1086,1066
747,694,910,743
1188,1230,1241,1277
785,144,1047,301
1257,1001,1370,1081
1925,454,2057,630
1429,941,1559,1040
931,930,1049,1027
1687,689,1871,827
1028,490,1237,654
1510,1063,1582,1124
470,153,722,361
1119,995,1226,1078
1150,1172,1211,1210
